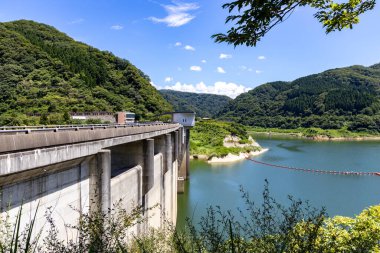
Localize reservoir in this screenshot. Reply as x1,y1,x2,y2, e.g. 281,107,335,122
177,136,380,228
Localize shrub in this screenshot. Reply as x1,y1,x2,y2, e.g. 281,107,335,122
2,182,379,252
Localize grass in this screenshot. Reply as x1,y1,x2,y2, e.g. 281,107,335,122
0,203,40,253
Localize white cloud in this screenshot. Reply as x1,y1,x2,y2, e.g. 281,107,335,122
201,59,207,63
164,76,173,82
217,67,226,74
164,81,251,98
219,53,232,59
255,70,262,74
164,82,196,92
148,1,200,27
190,66,202,71
258,55,266,60
184,45,195,51
175,42,182,46
150,81,162,89
69,18,84,24
111,25,123,30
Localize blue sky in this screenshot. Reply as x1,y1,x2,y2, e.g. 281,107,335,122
1,0,380,98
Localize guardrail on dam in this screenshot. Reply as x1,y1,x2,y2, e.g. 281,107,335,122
0,123,191,240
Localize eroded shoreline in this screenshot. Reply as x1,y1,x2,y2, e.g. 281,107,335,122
207,148,269,163
190,135,269,163
190,148,269,163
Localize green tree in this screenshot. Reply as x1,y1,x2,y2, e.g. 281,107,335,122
63,111,71,123
40,113,48,125
212,0,376,47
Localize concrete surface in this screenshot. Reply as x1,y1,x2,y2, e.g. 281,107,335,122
0,124,187,242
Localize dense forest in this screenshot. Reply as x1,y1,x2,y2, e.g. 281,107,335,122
218,64,380,133
0,20,172,125
159,89,231,118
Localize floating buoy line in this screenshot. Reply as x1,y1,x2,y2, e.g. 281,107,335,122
246,158,380,177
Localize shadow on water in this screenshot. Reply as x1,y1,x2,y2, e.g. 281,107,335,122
277,143,304,152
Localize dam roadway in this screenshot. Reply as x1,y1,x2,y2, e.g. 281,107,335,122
0,123,190,240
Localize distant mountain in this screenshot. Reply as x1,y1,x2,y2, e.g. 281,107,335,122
218,64,380,131
0,20,172,125
159,89,232,118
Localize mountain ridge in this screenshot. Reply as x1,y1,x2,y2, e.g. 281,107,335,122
0,20,172,125
159,89,232,118
218,63,380,131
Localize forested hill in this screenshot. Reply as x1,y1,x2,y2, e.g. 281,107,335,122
159,89,232,118
218,64,380,131
0,20,172,124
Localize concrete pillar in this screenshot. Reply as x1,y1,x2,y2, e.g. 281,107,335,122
185,128,190,179
177,128,186,193
143,139,154,195
154,135,166,171
174,131,179,162
165,134,172,174
178,128,182,157
89,150,111,215
177,127,191,193
165,134,173,222
89,156,101,215
99,150,111,214
153,135,165,224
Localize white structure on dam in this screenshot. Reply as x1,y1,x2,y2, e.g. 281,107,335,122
0,123,190,240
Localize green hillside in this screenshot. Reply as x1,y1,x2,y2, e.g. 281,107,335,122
218,64,380,132
159,89,232,118
190,120,260,158
0,20,172,125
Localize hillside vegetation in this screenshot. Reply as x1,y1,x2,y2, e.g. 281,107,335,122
0,20,172,125
159,89,232,118
190,120,259,158
218,64,380,133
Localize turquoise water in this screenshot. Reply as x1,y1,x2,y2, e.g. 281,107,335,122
177,136,380,228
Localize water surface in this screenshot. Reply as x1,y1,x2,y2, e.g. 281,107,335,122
177,136,380,228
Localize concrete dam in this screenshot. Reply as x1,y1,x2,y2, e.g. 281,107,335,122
0,123,191,240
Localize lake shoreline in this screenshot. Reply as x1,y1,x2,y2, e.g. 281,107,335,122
190,148,269,163
208,148,269,163
251,131,380,141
